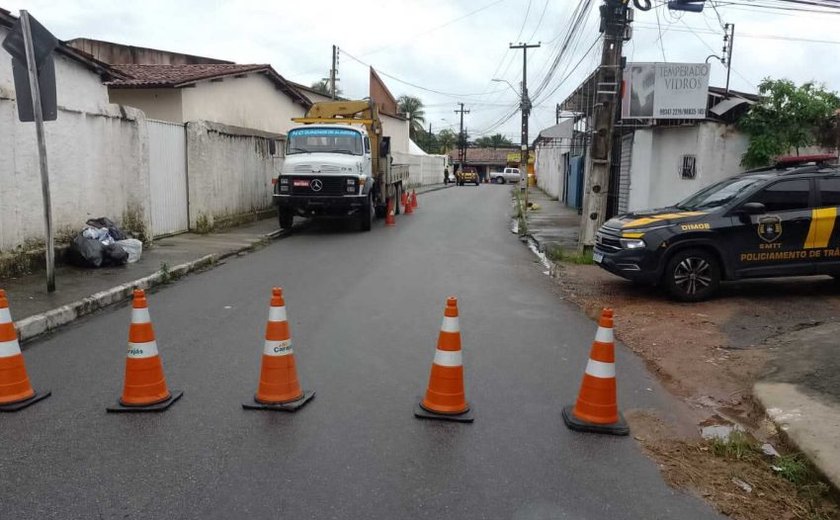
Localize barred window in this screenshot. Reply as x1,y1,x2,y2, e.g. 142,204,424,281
680,155,697,180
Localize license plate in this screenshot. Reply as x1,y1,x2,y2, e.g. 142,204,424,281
592,252,604,263
293,180,309,187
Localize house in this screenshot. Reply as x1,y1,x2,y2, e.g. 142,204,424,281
369,67,409,154
66,37,232,66
556,66,757,217
533,119,575,201
0,8,152,266
447,148,516,180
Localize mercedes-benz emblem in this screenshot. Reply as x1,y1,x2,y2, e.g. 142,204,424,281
310,179,323,192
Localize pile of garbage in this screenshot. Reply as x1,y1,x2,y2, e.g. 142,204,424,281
67,217,143,268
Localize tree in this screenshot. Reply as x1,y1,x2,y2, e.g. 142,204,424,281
437,129,457,155
397,95,426,140
309,79,341,97
740,79,840,168
474,133,514,149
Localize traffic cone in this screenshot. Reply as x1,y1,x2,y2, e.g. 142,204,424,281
107,289,182,412
562,308,629,435
0,290,50,412
243,288,314,412
415,297,473,422
400,191,408,208
411,190,418,209
385,198,396,226
405,193,414,215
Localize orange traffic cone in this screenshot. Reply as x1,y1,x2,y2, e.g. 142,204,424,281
0,290,50,412
243,288,314,411
385,198,396,226
405,193,414,215
415,297,473,422
411,190,418,209
400,191,408,208
562,308,629,435
107,289,182,412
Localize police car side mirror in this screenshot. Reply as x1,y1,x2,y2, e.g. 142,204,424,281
740,202,766,215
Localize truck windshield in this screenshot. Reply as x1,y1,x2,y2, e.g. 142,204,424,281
287,128,363,155
675,176,763,210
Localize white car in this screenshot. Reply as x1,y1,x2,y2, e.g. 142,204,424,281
493,167,522,184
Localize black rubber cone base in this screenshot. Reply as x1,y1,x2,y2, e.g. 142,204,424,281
414,402,474,423
242,390,315,412
562,405,629,436
107,390,183,413
0,389,51,412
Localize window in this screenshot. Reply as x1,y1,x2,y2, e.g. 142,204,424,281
676,176,763,211
286,128,363,155
680,155,697,180
819,177,840,207
364,137,370,154
749,179,811,212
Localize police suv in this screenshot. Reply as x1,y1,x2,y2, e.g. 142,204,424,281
593,155,840,301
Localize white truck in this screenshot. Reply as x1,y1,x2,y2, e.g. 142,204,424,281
492,167,522,185
273,100,410,231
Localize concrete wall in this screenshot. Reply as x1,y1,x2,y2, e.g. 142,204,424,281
66,38,231,65
0,33,151,254
109,88,183,122
628,122,748,211
536,139,571,199
185,121,283,229
393,152,446,187
181,73,305,135
381,114,410,154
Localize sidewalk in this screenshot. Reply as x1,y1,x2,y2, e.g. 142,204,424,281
519,186,580,252
3,184,452,344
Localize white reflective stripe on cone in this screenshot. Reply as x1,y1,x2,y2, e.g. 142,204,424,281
268,306,287,322
433,349,462,367
127,341,159,359
594,326,613,343
131,308,151,324
264,339,293,356
585,359,615,379
0,339,22,358
440,316,460,333
0,307,11,323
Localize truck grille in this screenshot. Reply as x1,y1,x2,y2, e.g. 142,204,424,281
289,176,349,196
292,164,343,173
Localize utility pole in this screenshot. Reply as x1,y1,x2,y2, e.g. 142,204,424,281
723,23,734,97
556,103,561,125
510,42,540,209
579,1,631,250
330,45,338,99
455,103,470,169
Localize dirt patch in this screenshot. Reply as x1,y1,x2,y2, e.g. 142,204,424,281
628,411,839,520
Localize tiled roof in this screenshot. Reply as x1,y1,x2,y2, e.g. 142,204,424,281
107,64,272,87
106,63,311,106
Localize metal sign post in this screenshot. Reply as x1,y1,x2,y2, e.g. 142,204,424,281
20,10,55,292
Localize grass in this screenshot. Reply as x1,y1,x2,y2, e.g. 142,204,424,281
159,261,172,284
711,431,759,461
545,244,594,265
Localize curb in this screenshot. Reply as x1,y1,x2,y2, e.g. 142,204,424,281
414,184,455,195
16,225,296,345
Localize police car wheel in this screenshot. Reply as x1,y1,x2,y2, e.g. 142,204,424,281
665,249,720,302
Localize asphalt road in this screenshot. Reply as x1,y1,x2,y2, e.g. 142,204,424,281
1,185,721,519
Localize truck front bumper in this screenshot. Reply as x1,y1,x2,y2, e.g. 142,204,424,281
274,194,367,217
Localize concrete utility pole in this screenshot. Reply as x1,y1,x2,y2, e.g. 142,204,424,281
723,23,734,97
455,103,470,169
330,45,338,99
510,42,540,208
578,1,631,250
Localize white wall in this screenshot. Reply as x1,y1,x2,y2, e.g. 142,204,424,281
628,122,748,211
109,88,183,122
381,114,410,154
185,121,282,228
393,152,446,187
536,139,570,199
181,73,306,134
0,32,151,253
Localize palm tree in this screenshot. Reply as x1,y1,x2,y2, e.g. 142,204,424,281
475,133,513,149
437,129,456,154
310,80,330,95
397,95,426,140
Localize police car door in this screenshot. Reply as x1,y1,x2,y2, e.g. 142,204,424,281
812,175,840,274
726,178,816,277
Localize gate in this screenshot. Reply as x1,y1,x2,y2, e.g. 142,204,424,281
148,120,188,237
566,155,585,209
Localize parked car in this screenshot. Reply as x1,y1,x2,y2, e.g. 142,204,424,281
593,155,840,302
493,167,522,184
457,167,480,186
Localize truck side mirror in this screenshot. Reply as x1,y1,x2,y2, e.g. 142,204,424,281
380,136,390,157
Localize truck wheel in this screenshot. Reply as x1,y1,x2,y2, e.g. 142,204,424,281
278,210,293,230
496,176,505,184
360,193,373,232
664,249,720,302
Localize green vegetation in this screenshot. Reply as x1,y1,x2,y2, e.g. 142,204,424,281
397,95,426,141
546,246,594,265
194,214,212,235
474,133,514,149
711,431,759,460
159,262,172,284
740,78,840,168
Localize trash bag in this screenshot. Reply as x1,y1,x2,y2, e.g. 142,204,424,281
67,235,105,268
82,226,114,245
86,217,126,242
103,243,128,266
116,239,142,263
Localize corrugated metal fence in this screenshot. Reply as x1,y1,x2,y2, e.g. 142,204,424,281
147,119,188,237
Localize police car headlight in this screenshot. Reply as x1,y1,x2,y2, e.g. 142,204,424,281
619,238,646,249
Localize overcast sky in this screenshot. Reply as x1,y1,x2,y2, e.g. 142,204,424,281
5,0,840,142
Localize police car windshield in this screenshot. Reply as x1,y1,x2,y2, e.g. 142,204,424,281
675,177,763,210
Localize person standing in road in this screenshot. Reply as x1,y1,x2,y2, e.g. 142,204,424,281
444,167,450,184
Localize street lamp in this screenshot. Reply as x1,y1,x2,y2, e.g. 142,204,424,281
492,78,519,96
